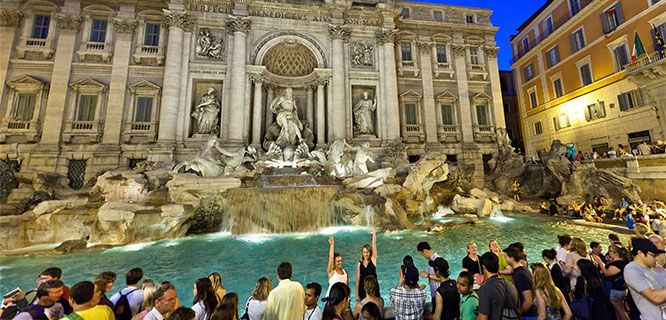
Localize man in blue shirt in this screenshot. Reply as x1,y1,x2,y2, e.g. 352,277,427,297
613,197,629,220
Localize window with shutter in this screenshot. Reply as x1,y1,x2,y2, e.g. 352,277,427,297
534,121,542,135
436,44,447,63
569,0,581,16
476,105,488,126
580,63,593,86
547,47,559,68
401,42,412,61
545,17,554,34
135,97,153,122
90,19,107,43
144,23,160,46
77,95,97,121
618,92,634,111
32,15,50,39
529,91,538,109
11,93,36,120
570,29,585,53
470,47,480,65
598,101,606,118
405,104,418,125
553,79,564,98
614,45,629,71
522,38,530,53
553,117,559,131
441,104,454,125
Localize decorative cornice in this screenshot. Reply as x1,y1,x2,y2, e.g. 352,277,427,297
417,41,433,50
226,16,251,34
315,77,329,86
328,24,350,42
0,9,22,27
484,46,499,58
55,13,82,31
249,75,264,84
451,44,467,57
112,18,138,35
162,10,195,31
376,28,398,45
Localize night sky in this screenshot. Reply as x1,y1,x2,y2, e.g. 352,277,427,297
418,0,548,70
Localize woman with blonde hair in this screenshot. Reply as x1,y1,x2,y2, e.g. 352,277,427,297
488,239,514,283
242,276,273,320
356,223,379,302
563,237,589,289
353,275,383,319
531,262,572,320
208,272,227,303
131,283,159,320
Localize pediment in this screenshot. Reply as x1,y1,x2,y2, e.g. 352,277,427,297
470,91,492,101
436,91,457,101
399,89,422,98
6,75,48,89
70,78,107,90
129,80,161,92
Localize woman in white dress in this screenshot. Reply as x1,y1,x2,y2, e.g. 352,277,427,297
243,276,273,320
327,236,349,297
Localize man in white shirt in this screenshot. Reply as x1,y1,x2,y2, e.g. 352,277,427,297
302,283,322,320
144,283,179,320
555,234,571,270
12,280,65,320
265,262,305,320
625,238,666,320
109,268,144,317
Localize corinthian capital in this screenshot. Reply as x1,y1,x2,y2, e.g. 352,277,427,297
417,41,433,50
328,24,350,41
112,18,138,35
226,16,251,34
0,9,22,27
55,13,82,31
484,46,499,58
163,10,195,31
376,28,397,45
451,44,467,57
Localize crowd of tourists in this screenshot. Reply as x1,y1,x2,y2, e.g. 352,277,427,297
569,141,665,161
2,224,666,320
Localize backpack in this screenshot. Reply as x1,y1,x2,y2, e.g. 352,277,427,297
498,278,520,320
19,304,48,320
114,288,138,320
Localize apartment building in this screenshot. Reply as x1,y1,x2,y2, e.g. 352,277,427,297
510,0,666,156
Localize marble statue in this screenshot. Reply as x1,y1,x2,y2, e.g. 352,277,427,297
192,87,221,135
270,87,304,146
262,87,314,164
173,137,225,177
353,91,377,135
196,28,224,59
352,142,374,175
351,41,373,67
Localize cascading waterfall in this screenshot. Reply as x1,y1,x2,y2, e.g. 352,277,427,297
362,205,376,226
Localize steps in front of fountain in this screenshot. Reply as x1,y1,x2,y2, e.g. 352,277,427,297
259,168,320,188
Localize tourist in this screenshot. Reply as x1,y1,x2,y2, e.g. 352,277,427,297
529,263,572,320
512,181,520,202
456,272,478,320
613,197,629,220
356,223,379,302
541,249,569,303
359,302,381,320
462,242,483,285
589,242,604,262
488,240,513,283
220,293,238,320
208,273,227,303
598,196,609,216
625,238,666,319
327,236,348,297
549,201,559,216
503,244,537,319
431,257,459,320
144,283,179,320
303,283,322,320
65,281,114,320
653,140,665,154
12,280,65,320
540,202,549,215
390,256,427,319
417,241,441,300
210,303,236,320
243,276,272,320
111,268,145,319
638,141,651,156
584,204,602,223
93,279,114,311
563,237,590,291
322,283,350,320
607,147,617,158
3,267,73,318
593,244,629,320
618,144,627,157
38,268,71,301
132,283,159,320
571,259,614,319
556,235,572,273
592,151,599,159
626,208,635,230
649,234,666,267
142,279,156,290
571,201,584,218
353,276,383,319
477,252,519,320
192,278,218,320
576,151,583,161
264,262,306,320
95,271,116,310
166,307,195,320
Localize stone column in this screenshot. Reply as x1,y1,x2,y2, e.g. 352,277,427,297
251,76,263,147
452,44,474,142
485,46,506,129
418,41,438,144
156,10,192,144
0,9,21,102
40,13,82,145
176,29,193,141
226,16,251,144
101,18,137,145
306,84,314,129
316,78,327,146
377,29,400,140
329,25,349,141
265,84,275,131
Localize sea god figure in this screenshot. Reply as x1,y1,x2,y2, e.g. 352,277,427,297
192,87,221,135
353,91,377,135
269,87,304,147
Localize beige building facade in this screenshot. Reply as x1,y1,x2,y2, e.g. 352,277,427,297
0,0,505,187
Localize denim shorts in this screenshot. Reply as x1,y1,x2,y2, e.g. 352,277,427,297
610,289,627,301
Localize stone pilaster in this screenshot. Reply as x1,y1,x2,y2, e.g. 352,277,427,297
485,46,506,129
316,78,328,146
418,41,438,144
250,76,263,147
177,29,193,142
452,43,473,142
377,28,400,140
101,18,137,146
329,24,349,141
40,14,81,146
265,83,275,131
226,16,251,144
306,84,314,130
0,9,22,102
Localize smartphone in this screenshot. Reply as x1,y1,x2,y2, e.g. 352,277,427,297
3,287,21,300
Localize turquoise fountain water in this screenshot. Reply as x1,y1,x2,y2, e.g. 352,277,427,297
0,213,627,311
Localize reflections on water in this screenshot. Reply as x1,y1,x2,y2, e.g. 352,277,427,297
0,214,627,310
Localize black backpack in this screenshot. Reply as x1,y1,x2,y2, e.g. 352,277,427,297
114,288,138,320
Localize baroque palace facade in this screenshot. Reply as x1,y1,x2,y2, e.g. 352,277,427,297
0,0,505,186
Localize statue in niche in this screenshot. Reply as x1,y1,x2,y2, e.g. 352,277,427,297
353,91,377,135
270,87,304,147
351,41,373,67
196,28,224,59
191,87,221,135
263,87,315,163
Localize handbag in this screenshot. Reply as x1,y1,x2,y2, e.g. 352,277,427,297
570,295,591,320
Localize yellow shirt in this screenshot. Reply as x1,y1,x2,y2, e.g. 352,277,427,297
264,279,306,320
73,305,115,320
498,253,514,283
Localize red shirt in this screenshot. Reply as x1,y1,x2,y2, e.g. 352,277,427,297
61,285,70,300
576,153,583,161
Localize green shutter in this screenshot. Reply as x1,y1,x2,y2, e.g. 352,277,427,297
476,105,488,125
135,97,153,122
405,104,418,124
441,104,453,125
77,95,97,121
13,93,35,120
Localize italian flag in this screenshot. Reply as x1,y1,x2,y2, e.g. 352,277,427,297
631,32,646,63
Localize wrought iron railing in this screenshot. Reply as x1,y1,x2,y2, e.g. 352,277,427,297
626,51,665,75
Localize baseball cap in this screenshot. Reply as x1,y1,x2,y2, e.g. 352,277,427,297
428,257,450,278
632,238,666,256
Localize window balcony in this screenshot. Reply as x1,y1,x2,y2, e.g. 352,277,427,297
433,63,455,79
473,124,495,142
16,37,55,59
62,120,103,144
133,45,164,65
0,118,41,143
626,51,666,77
437,124,462,142
401,124,425,143
77,41,113,63
467,64,488,80
122,121,158,144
